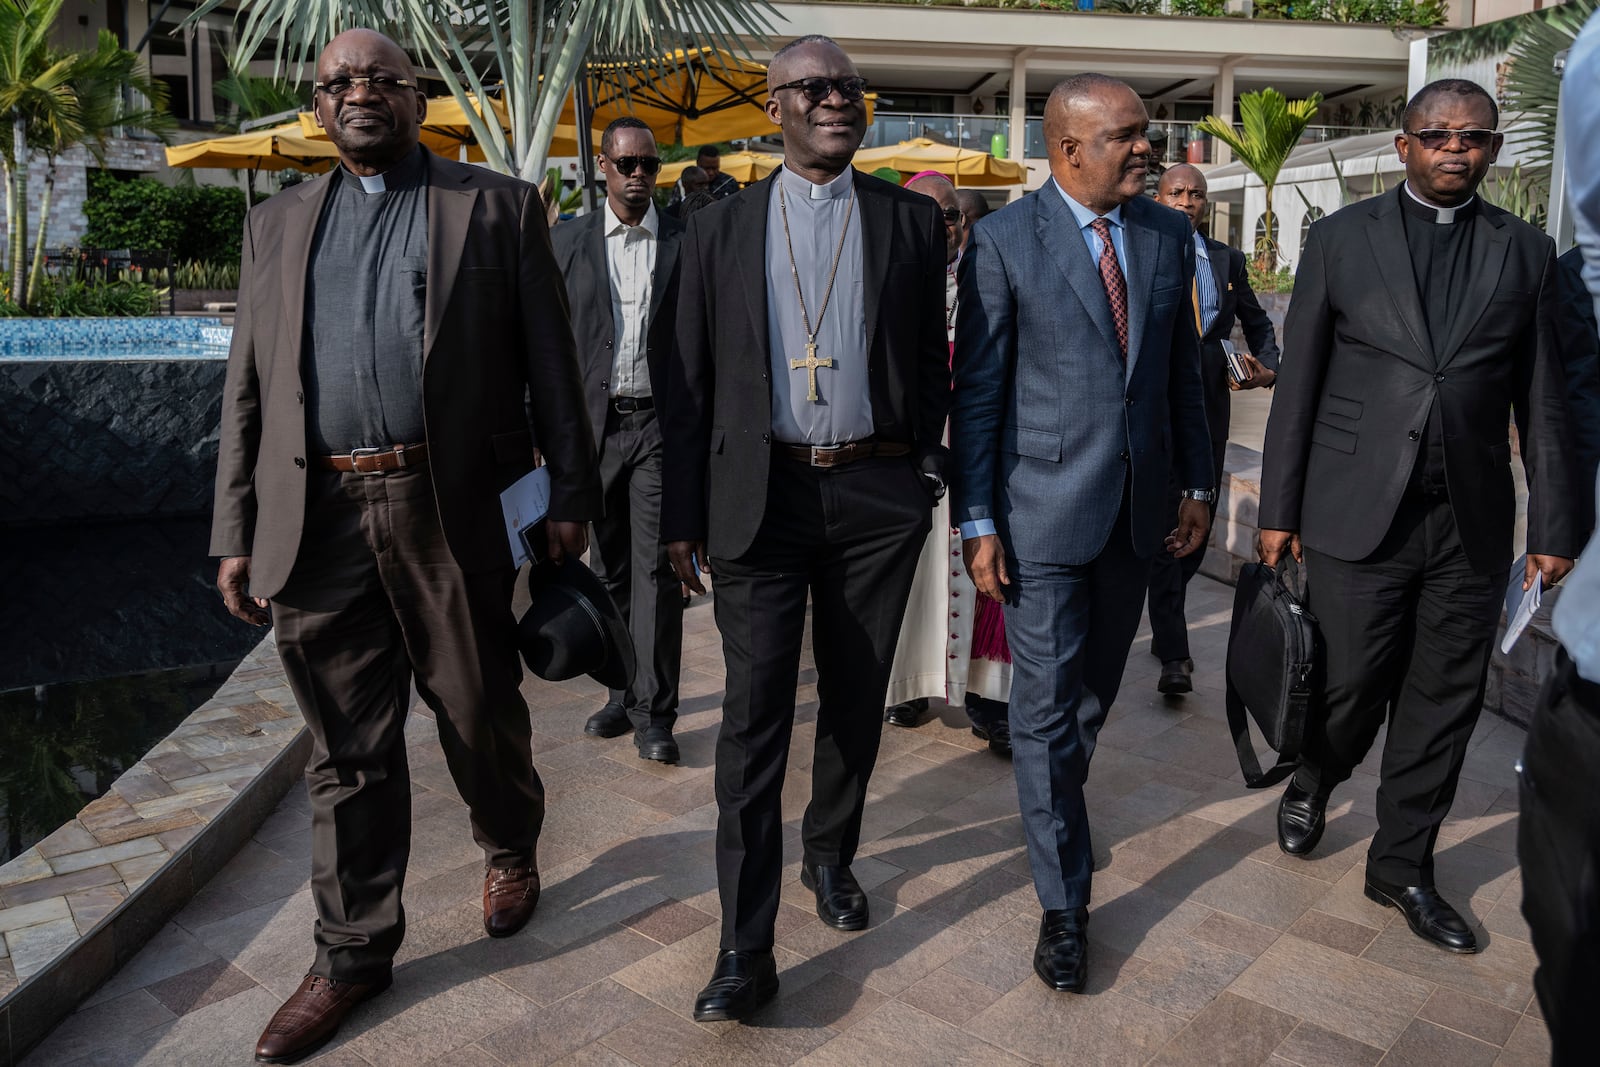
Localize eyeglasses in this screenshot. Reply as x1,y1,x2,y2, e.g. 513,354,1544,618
314,76,416,97
605,155,662,177
771,76,869,103
1405,128,1498,150
939,207,962,224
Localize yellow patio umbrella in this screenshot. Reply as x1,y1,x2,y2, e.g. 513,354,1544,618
852,137,1026,187
296,94,590,161
658,149,781,186
165,123,339,173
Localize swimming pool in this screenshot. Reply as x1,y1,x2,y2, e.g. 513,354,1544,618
0,316,231,358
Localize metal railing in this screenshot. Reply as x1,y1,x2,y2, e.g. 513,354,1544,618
869,112,1386,167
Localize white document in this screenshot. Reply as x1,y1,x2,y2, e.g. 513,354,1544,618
500,467,551,568
1500,555,1543,655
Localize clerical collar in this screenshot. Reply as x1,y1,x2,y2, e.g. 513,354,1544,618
779,165,854,201
1402,182,1476,224
339,146,426,194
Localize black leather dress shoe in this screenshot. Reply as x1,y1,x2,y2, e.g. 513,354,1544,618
800,863,869,930
1364,874,1480,953
635,725,680,763
970,718,1012,758
884,698,927,728
1034,908,1089,992
1157,659,1193,695
692,949,779,1022
584,702,633,738
1277,780,1328,856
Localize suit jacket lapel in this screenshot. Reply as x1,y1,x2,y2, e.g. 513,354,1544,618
1206,237,1230,340
424,154,478,362
733,176,772,366
1035,180,1122,365
1436,210,1510,371
279,173,336,372
584,211,613,339
856,173,889,359
1122,200,1159,377
648,215,681,322
1365,188,1434,368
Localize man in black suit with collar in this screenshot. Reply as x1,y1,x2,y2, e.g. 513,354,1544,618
1555,245,1600,535
1146,163,1280,695
661,34,948,1021
1259,80,1577,953
552,117,685,762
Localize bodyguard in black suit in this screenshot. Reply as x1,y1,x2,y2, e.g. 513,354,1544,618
552,117,686,762
1146,164,1280,694
661,35,948,1021
1555,246,1600,535
1259,81,1577,953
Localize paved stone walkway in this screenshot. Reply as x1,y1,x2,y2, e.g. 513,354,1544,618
26,579,1549,1066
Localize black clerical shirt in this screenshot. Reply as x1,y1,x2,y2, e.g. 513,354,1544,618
1399,184,1479,499
303,147,429,455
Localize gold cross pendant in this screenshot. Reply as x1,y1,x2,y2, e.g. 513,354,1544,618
790,341,834,403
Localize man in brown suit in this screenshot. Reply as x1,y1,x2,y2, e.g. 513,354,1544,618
211,29,599,1064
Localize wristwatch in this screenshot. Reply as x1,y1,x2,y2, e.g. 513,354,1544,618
1181,488,1217,503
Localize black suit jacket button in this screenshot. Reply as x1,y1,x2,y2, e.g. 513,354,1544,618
1124,397,1134,407
296,391,304,404
762,433,771,444
294,457,306,468
1434,373,1445,382
1408,430,1420,441
1119,450,1130,461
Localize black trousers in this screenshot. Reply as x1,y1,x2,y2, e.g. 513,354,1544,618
1518,649,1600,1066
272,468,542,983
1295,493,1505,886
1147,352,1229,663
711,453,931,949
589,407,683,730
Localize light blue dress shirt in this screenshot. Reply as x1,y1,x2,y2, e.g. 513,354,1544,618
1193,232,1219,335
958,184,1130,541
1554,9,1600,683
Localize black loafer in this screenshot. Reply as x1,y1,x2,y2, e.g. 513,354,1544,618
692,949,778,1022
1277,780,1327,856
1157,659,1193,695
799,863,869,931
1033,907,1089,992
884,698,927,728
970,718,1012,758
1364,874,1479,954
635,725,680,764
584,702,633,738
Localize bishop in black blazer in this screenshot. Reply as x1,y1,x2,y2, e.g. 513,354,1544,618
551,118,686,759
660,36,948,1022
1146,164,1280,689
1258,81,1576,953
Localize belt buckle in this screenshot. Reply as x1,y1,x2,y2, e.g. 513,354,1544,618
809,444,846,468
348,446,384,475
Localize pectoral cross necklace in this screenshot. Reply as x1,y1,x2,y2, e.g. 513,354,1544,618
778,176,856,402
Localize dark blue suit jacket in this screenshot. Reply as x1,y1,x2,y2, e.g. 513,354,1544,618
950,179,1212,565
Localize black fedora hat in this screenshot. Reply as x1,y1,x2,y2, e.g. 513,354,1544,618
517,557,636,690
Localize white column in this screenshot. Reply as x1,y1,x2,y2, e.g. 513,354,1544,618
1211,58,1239,168
1009,48,1033,203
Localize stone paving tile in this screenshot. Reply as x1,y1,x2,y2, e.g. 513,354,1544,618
20,576,1561,1066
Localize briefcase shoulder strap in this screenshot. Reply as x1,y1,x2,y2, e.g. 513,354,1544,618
1225,671,1300,789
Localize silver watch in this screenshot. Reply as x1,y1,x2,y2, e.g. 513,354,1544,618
1181,488,1217,503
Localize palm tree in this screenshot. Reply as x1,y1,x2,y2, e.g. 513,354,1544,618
25,31,172,304
1197,88,1322,273
213,69,308,206
184,0,777,184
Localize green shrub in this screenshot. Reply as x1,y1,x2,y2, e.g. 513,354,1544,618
0,272,165,316
1247,263,1296,294
82,172,247,266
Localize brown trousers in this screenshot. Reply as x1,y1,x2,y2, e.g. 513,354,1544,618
272,467,542,983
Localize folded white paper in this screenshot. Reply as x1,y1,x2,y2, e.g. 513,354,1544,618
1501,555,1543,655
500,467,551,568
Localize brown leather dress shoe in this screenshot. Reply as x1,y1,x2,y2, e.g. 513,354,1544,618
255,973,390,1064
484,864,541,937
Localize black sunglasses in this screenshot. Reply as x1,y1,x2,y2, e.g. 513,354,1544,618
1405,128,1497,151
939,207,962,224
605,155,662,177
771,76,869,103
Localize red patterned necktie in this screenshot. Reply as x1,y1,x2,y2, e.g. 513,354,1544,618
1090,218,1128,359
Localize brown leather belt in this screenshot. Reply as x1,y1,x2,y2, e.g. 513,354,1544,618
776,440,911,469
321,443,429,474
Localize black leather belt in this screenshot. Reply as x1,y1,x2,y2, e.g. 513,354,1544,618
775,439,912,469
610,396,654,414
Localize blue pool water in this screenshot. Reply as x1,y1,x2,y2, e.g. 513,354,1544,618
0,316,231,357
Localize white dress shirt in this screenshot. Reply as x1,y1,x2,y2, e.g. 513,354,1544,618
604,200,658,398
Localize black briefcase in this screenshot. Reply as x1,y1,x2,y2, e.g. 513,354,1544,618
1224,557,1321,788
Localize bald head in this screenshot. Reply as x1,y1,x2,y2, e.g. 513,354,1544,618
1154,162,1208,232
1041,73,1151,215
312,29,425,175
906,173,962,263
318,29,415,82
